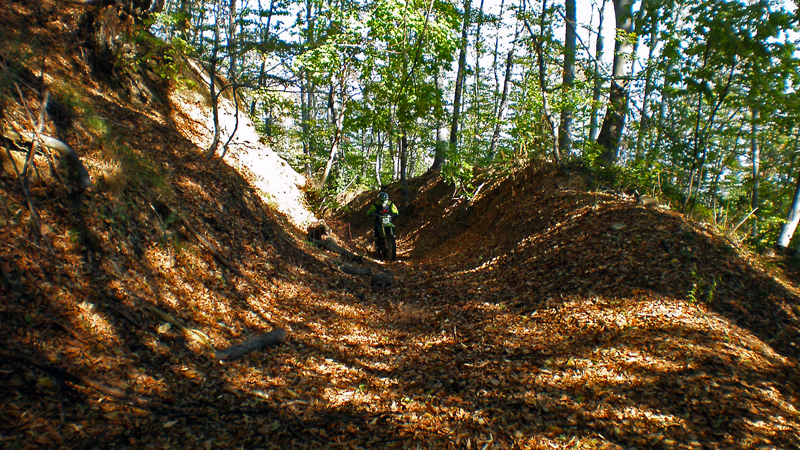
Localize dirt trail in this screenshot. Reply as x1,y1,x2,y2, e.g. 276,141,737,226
1,2,799,449
326,169,800,449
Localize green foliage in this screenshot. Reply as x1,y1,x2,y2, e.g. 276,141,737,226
686,268,718,304
145,0,800,252
441,156,475,198
121,16,191,86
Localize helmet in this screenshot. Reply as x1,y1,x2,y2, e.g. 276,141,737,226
378,192,389,203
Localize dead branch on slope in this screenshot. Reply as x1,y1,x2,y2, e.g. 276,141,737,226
16,88,49,239
3,129,94,190
146,304,215,349
0,350,173,412
215,328,288,361
307,220,362,260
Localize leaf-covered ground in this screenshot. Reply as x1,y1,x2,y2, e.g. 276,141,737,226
2,2,800,449
331,171,800,449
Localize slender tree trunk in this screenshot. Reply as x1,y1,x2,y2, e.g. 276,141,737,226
777,175,800,250
228,0,237,80
447,0,471,161
205,1,223,159
710,160,723,225
300,0,316,179
683,52,736,213
254,0,276,106
635,20,659,163
597,0,635,165
491,0,506,119
751,107,761,239
375,134,384,187
400,132,409,183
589,0,606,142
408,145,416,179
489,23,519,158
191,4,205,48
388,133,395,183
147,0,166,15
473,0,486,124
558,0,576,156
654,59,674,159
688,146,708,218
300,74,312,178
319,84,347,191
777,133,800,249
431,72,447,172
251,61,265,115
394,139,400,181
522,0,562,166
778,131,800,213
682,44,708,213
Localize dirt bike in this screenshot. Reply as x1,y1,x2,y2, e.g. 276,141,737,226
373,213,397,260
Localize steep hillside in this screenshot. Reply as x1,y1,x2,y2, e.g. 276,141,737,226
347,168,800,358
335,167,800,449
2,2,800,450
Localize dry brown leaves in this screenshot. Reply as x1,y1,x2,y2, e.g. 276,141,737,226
2,3,800,449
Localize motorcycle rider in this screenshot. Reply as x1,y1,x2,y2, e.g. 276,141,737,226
367,191,399,247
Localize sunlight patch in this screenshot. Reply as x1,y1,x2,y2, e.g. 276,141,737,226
76,301,119,343
144,247,176,271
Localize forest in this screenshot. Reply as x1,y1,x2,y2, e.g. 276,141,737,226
145,0,800,250
2,0,800,448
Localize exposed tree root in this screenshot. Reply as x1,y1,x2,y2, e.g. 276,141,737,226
214,328,288,361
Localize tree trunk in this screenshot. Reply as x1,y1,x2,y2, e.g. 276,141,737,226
148,0,165,15
751,108,761,238
375,136,384,187
491,0,506,119
430,72,447,172
710,159,723,225
448,0,471,159
388,133,395,182
684,46,740,215
300,0,316,179
400,132,409,183
522,0,561,167
319,84,347,191
488,24,518,159
777,161,800,250
684,54,737,214
655,59,673,157
589,0,606,143
205,3,223,159
473,0,486,122
596,0,635,165
558,0,576,156
191,2,204,47
634,20,659,163
228,0,238,80
299,74,312,178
